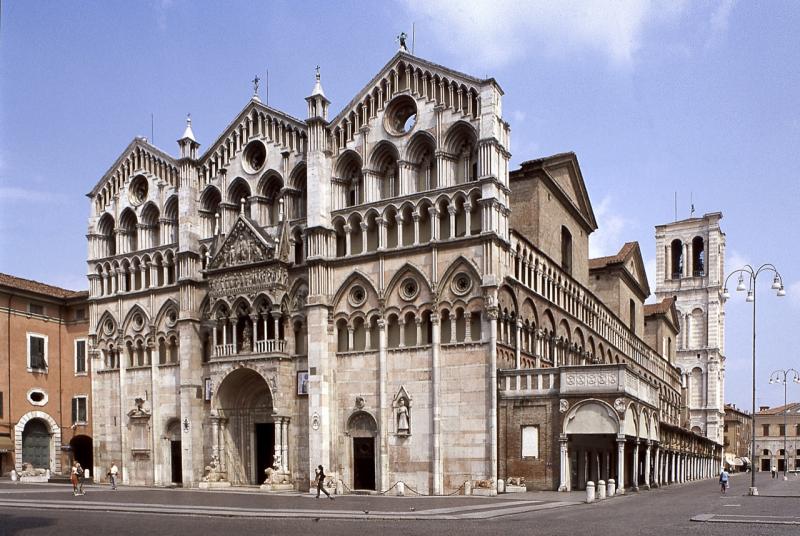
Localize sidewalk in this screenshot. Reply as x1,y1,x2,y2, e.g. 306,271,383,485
749,472,800,497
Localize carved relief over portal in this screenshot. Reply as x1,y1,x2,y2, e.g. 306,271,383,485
208,218,275,271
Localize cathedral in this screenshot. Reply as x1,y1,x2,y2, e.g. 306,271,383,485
86,48,721,494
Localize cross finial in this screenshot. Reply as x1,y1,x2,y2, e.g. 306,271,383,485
186,113,191,126
315,65,320,81
252,75,261,96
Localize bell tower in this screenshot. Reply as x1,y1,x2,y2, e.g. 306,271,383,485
655,212,726,444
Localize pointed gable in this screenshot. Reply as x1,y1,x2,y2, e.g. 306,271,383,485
207,214,278,271
518,152,598,233
589,242,651,299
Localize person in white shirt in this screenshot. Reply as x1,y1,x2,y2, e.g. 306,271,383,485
109,463,119,490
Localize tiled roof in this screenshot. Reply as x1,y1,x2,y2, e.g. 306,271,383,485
588,242,637,270
0,272,87,300
644,296,675,317
757,402,800,415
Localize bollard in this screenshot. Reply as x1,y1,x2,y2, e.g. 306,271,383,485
335,480,343,496
586,481,595,503
464,480,472,496
608,479,616,497
10,470,17,482
497,479,505,494
396,481,405,497
597,480,606,500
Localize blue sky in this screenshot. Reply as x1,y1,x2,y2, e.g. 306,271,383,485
1,1,798,409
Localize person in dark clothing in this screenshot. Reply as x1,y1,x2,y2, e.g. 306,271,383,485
315,465,334,500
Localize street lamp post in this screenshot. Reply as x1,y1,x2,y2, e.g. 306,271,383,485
722,264,786,496
768,368,800,480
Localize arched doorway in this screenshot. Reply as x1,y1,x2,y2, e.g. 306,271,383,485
215,368,275,485
22,419,51,470
166,419,182,485
562,400,620,491
347,411,377,491
70,435,93,475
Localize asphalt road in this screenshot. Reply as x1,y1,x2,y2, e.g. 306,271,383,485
1,472,798,535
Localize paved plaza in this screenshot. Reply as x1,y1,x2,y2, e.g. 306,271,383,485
1,473,799,535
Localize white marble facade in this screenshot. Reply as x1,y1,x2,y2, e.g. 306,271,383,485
86,49,510,493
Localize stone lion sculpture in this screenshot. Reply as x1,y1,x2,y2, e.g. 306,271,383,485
507,476,526,486
202,455,225,482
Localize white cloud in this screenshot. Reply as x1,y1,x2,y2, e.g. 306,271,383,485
402,0,688,69
589,195,629,258
706,0,735,49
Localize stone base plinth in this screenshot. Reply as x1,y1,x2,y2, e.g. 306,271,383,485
471,488,495,496
505,485,527,493
20,476,48,483
198,481,232,489
260,483,294,492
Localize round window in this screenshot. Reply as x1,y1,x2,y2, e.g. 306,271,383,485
451,272,473,296
400,277,419,301
348,285,367,307
383,95,418,136
104,318,115,335
166,309,177,328
132,313,145,332
128,175,148,205
242,141,267,174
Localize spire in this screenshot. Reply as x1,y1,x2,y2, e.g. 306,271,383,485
311,65,326,98
181,113,196,142
178,113,200,159
306,65,330,120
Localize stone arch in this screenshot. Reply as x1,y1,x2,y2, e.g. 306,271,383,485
563,399,620,435
121,304,150,334
15,410,61,473
384,262,433,303
623,404,638,437
332,270,380,311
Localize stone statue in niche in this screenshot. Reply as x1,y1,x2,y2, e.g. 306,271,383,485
396,399,410,434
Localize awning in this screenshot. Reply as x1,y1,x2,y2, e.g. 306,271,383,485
741,457,751,464
0,435,13,453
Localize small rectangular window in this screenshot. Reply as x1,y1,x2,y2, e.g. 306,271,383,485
28,334,47,370
75,308,86,321
779,424,786,436
28,303,44,315
763,424,770,436
521,425,539,458
72,397,87,424
75,340,87,374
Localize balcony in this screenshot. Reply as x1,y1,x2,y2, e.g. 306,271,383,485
212,339,287,360
498,364,658,407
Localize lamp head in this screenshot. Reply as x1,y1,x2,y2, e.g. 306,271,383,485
722,287,730,300
746,290,754,303
736,275,746,292
777,285,786,297
771,274,781,290
769,378,774,384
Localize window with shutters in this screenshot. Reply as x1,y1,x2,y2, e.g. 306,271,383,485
72,396,88,424
27,333,48,371
74,339,87,375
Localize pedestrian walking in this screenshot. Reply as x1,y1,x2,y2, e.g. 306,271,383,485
771,465,777,479
315,465,334,500
70,462,80,496
76,462,85,495
719,469,729,494
108,462,118,490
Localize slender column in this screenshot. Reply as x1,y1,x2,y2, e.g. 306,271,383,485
447,205,457,239
632,440,640,490
210,416,220,468
348,326,354,351
515,319,522,369
378,318,389,492
281,418,289,473
273,312,281,341
412,212,420,245
465,312,473,342
377,217,386,251
274,417,283,470
465,202,473,236
231,316,238,351
428,207,439,241
219,419,227,472
395,215,403,246
487,306,498,495
449,312,457,343
365,326,372,350
431,313,442,494
398,318,405,347
558,436,570,491
360,221,368,252
222,319,228,346
653,446,660,487
415,318,422,346
344,224,352,256
644,441,651,489
616,437,626,494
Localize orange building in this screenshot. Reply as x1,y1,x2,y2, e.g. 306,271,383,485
0,273,90,476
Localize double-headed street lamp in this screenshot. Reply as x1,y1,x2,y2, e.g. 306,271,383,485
722,264,786,496
769,368,800,479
